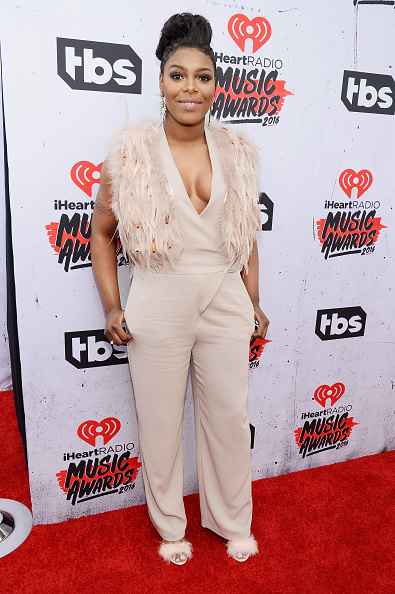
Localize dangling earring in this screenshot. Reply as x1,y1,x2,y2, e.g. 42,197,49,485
160,91,167,121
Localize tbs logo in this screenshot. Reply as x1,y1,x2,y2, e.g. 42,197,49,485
65,329,128,369
341,70,395,115
57,38,142,94
315,307,366,341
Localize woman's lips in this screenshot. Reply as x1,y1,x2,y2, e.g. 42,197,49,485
178,100,202,111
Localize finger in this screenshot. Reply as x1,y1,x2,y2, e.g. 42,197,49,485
106,312,132,345
110,335,132,347
120,311,133,342
107,325,132,346
114,327,133,345
261,317,270,339
252,317,268,339
259,317,269,338
252,327,265,339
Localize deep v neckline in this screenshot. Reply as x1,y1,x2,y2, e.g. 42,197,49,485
161,125,214,217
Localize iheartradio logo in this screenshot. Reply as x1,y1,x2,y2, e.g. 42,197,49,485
71,161,102,197
77,418,121,446
228,14,272,53
339,169,373,199
314,383,345,408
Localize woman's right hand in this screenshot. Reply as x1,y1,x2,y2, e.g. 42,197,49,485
104,308,132,346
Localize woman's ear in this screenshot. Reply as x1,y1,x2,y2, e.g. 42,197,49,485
159,72,164,94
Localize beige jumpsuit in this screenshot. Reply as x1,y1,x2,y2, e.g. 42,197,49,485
124,124,256,542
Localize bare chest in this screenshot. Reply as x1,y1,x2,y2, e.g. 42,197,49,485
169,143,212,215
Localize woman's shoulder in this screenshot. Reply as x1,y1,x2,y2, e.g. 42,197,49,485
106,120,161,187
208,119,259,169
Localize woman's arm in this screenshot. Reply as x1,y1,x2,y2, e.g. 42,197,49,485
241,239,270,339
90,161,132,346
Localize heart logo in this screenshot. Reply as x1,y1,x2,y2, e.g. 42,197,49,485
339,169,373,199
314,383,345,408
228,14,272,53
77,417,121,446
71,161,103,197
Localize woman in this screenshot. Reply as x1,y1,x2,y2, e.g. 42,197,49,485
91,13,269,565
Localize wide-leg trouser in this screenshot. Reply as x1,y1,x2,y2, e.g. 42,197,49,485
124,268,255,542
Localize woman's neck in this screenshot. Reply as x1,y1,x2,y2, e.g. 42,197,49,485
163,114,206,145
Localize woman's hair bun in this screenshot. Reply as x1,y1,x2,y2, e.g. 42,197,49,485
156,13,215,71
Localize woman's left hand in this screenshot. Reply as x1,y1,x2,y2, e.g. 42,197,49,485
252,304,270,339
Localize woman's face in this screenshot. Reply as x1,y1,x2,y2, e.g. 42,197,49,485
159,47,216,126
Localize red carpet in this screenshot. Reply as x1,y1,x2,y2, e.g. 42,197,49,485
1,389,394,593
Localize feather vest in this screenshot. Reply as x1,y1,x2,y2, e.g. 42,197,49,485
107,120,261,272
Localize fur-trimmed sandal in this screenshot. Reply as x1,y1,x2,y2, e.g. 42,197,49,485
158,539,193,565
227,535,258,562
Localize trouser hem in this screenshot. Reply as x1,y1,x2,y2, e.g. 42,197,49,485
201,523,251,542
157,531,186,542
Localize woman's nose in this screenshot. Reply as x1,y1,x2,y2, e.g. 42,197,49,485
183,76,198,93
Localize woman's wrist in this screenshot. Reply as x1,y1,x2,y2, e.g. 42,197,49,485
105,304,123,315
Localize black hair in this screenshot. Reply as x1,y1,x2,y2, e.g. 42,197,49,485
156,13,216,74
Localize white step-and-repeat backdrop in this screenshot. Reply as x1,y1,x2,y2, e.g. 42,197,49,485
0,0,393,524
0,61,12,391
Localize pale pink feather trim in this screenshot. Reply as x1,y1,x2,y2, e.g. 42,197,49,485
209,122,262,273
227,535,259,558
107,122,183,272
106,120,261,272
158,540,193,562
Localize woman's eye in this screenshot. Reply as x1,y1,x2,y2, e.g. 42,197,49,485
169,72,213,82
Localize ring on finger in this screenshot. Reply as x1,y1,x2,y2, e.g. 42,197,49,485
110,340,114,345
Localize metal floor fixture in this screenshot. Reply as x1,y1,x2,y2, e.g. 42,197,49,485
0,499,33,558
